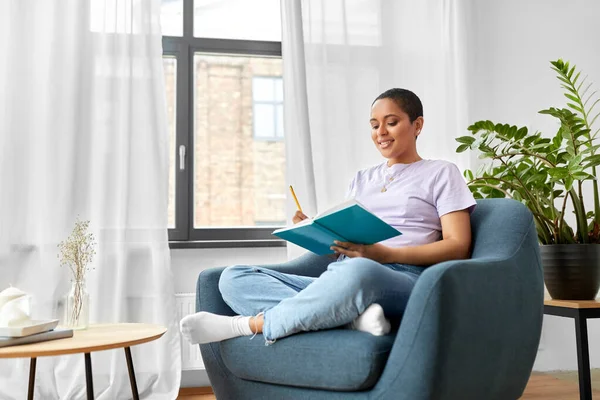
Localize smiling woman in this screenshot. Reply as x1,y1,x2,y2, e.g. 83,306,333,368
370,88,424,166
179,88,477,347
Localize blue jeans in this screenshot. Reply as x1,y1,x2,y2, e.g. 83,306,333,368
218,255,424,343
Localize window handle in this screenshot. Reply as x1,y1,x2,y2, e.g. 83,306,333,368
179,145,186,170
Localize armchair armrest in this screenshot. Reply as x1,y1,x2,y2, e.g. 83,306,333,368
374,230,543,399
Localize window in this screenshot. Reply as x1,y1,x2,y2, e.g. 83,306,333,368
161,0,286,245
253,77,284,140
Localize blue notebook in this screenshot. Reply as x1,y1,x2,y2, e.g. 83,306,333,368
272,199,402,255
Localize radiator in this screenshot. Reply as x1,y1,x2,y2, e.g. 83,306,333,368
176,293,205,370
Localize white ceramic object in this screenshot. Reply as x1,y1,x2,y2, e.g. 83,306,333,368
0,286,27,309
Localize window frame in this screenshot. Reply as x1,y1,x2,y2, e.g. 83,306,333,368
164,0,285,247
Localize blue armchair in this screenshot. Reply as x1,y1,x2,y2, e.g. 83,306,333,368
197,198,544,399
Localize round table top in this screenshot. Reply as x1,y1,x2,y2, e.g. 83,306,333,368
0,323,167,358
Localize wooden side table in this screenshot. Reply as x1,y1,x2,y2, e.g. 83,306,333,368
0,323,166,400
544,299,600,400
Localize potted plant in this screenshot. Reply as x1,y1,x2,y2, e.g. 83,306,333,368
456,59,600,300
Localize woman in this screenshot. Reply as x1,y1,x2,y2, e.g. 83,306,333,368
180,88,476,345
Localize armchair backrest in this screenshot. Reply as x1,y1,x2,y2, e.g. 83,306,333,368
372,198,544,400
470,198,540,261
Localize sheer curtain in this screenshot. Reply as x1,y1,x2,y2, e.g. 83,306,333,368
0,0,180,398
282,0,472,257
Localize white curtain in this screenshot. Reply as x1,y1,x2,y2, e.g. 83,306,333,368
0,1,180,398
282,0,472,258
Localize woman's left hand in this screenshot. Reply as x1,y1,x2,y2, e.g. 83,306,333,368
330,241,390,263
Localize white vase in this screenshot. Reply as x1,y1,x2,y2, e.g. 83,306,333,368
65,279,89,330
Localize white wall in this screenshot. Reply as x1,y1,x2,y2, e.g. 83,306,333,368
173,246,288,387
467,0,600,371
172,247,288,294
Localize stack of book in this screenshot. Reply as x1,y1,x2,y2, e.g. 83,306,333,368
0,320,73,348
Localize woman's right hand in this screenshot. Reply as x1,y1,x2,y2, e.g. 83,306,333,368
292,210,309,224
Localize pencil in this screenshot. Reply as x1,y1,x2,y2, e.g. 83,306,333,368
289,185,303,213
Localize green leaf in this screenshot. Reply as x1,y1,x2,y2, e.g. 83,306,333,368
581,81,593,98
573,71,581,86
524,134,539,147
479,185,493,195
580,144,600,155
568,154,583,169
456,144,470,153
572,172,595,180
456,136,476,145
490,189,506,198
582,154,600,169
567,103,584,113
583,91,598,107
552,134,562,148
589,111,600,128
565,176,574,190
565,93,580,103
557,75,571,86
548,167,570,179
515,127,528,140
483,120,495,131
552,59,564,69
527,174,546,186
562,84,578,96
587,98,600,115
463,169,474,181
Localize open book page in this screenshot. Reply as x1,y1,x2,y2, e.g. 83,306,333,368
272,216,314,233
313,198,364,219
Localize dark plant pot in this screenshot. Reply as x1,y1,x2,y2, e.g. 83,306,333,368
541,244,600,300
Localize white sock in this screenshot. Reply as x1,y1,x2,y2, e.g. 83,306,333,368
350,303,391,336
180,312,255,344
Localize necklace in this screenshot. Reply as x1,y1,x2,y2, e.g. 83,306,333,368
380,160,421,192
381,171,399,192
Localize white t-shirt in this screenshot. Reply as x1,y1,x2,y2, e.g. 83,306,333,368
346,159,476,248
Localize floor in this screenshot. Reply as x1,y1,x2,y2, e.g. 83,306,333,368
177,370,600,399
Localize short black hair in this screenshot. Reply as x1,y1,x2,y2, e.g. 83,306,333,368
372,88,423,123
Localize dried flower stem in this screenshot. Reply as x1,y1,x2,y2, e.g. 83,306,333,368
57,218,96,325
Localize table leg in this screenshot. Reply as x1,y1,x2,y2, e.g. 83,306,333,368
124,347,139,400
575,314,592,400
27,357,36,400
84,352,94,400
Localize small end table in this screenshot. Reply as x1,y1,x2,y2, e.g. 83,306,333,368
0,323,167,400
544,299,600,400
